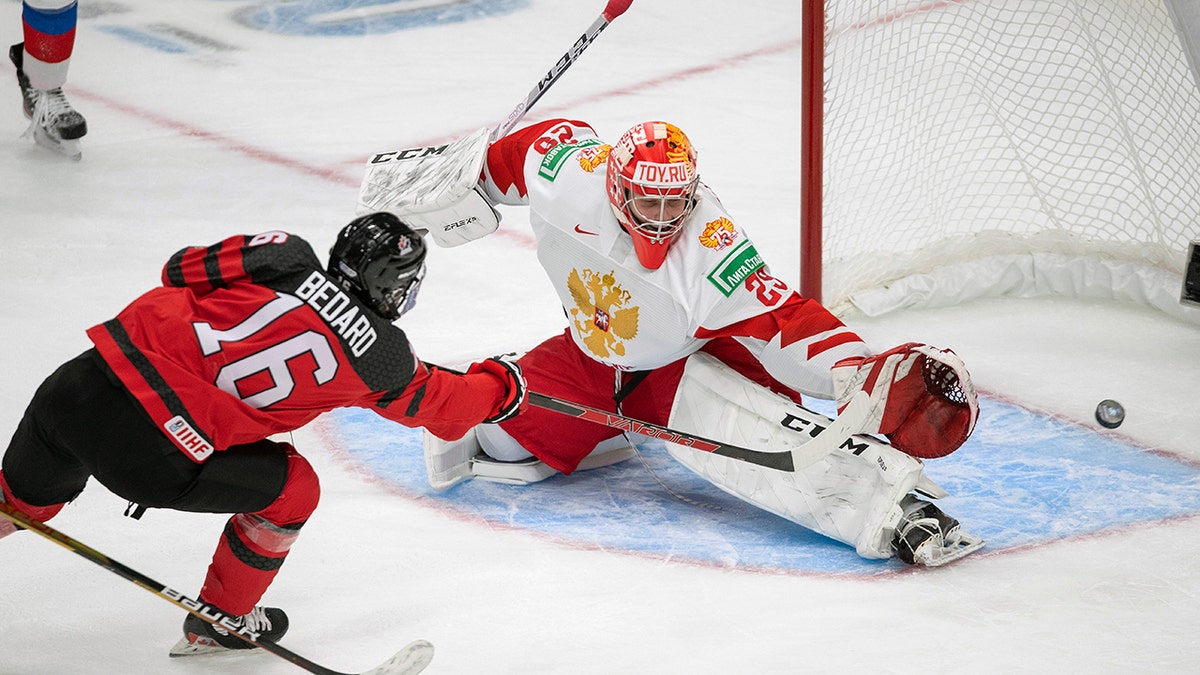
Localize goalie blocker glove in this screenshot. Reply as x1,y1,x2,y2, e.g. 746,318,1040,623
471,354,527,424
831,342,979,459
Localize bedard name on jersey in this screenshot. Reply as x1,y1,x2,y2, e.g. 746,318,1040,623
86,227,506,460
1,213,526,656
294,268,378,357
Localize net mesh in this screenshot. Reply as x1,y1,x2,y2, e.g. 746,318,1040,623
820,0,1200,310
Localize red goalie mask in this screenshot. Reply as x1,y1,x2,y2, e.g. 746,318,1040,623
606,121,700,270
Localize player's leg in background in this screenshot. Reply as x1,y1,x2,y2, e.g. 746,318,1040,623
11,0,87,156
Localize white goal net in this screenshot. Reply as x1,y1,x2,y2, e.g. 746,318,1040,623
807,0,1200,323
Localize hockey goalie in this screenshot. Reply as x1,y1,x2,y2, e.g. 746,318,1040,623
361,118,984,567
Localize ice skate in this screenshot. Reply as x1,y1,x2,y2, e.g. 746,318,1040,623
169,605,289,657
892,495,984,566
10,43,86,160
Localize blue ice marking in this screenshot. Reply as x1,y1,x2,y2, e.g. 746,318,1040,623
227,0,531,37
328,396,1200,574
96,26,189,54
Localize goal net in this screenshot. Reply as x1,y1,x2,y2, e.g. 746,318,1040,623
802,0,1200,324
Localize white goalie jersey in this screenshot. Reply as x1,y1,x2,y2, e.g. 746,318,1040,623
480,119,871,398
422,118,983,565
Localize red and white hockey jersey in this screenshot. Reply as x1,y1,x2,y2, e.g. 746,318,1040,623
87,231,507,462
481,119,871,398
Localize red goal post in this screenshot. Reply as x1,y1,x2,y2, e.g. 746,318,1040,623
800,0,1200,324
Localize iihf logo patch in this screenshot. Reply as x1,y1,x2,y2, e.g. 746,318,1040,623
164,415,214,462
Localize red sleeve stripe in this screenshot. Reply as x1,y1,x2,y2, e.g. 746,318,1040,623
777,297,847,348
179,247,215,294
162,236,250,291
693,293,849,347
216,237,246,286
807,330,863,359
694,313,781,342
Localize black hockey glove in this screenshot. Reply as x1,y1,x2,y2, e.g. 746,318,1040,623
477,354,527,424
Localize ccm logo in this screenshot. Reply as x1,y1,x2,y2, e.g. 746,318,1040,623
780,413,870,455
369,144,448,164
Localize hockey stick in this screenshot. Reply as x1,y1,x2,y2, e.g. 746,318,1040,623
0,500,434,675
492,0,635,140
359,0,633,239
526,389,872,472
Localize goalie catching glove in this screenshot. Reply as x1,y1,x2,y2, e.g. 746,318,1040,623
468,354,527,424
358,127,501,248
831,342,978,459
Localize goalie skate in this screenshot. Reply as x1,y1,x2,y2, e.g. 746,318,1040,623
892,496,984,567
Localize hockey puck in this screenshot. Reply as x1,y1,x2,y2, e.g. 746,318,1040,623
1095,399,1125,429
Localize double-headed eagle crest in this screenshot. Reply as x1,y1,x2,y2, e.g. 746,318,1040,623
566,268,639,359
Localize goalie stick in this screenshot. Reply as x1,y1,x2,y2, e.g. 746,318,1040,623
493,0,635,140
358,0,634,242
0,501,434,675
526,389,873,473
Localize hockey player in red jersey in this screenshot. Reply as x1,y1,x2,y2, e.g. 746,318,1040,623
414,118,983,566
0,212,525,654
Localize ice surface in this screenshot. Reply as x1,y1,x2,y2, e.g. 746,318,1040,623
2,2,1199,673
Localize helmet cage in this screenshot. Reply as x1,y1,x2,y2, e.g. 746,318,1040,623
613,173,700,244
360,250,426,320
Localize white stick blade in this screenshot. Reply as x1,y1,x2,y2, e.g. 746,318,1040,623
362,640,435,675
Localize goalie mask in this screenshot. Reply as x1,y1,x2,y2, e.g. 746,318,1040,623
328,212,427,320
606,121,700,270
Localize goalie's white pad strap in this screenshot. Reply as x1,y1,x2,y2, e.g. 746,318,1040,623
666,352,925,558
470,444,635,485
428,424,637,488
358,127,500,247
471,455,558,485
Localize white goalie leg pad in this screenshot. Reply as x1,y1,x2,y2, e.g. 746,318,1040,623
358,127,500,247
666,352,926,559
423,428,481,491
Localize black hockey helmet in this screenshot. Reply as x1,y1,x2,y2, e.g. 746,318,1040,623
328,212,427,320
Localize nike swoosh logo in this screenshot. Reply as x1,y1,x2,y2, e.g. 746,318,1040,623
574,224,599,236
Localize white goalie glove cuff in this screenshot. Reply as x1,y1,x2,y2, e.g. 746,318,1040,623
404,185,500,247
